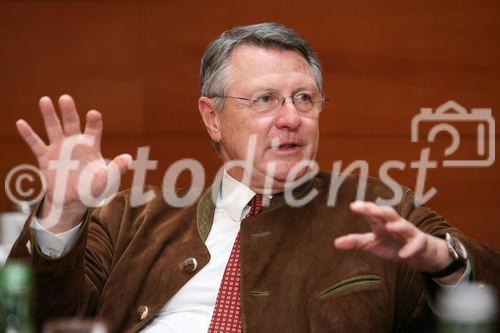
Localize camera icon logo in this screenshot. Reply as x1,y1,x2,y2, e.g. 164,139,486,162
411,100,495,167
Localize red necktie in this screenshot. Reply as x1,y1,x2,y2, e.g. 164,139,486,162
208,194,265,333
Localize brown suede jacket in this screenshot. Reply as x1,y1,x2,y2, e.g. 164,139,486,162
8,173,500,332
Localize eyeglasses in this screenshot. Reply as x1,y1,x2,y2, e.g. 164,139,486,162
211,91,328,116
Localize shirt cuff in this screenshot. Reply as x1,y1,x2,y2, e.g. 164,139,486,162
31,217,83,258
432,259,472,289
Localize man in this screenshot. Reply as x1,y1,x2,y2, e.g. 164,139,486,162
9,23,499,332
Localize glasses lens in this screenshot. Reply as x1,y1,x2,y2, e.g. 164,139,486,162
293,91,322,112
249,91,324,115
251,92,278,112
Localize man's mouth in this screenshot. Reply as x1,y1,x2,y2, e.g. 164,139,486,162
277,142,299,149
270,140,302,151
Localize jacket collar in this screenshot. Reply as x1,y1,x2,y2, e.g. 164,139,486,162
196,171,319,242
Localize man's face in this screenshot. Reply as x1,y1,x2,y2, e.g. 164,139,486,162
200,45,320,192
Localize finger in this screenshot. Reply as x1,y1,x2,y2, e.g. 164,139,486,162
350,201,400,223
334,233,375,250
100,154,132,194
379,205,400,220
58,94,81,135
385,220,418,241
83,110,103,148
350,201,388,236
398,233,427,259
16,119,47,158
39,96,64,142
109,153,133,175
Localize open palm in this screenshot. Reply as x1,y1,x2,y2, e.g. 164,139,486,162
16,95,131,231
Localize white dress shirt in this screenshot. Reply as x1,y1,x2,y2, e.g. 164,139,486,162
32,172,469,331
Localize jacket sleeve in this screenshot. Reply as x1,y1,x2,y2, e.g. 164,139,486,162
393,189,500,332
7,193,129,327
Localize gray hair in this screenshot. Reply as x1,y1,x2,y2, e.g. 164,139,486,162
200,22,323,110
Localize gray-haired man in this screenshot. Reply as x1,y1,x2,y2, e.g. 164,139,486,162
10,23,499,332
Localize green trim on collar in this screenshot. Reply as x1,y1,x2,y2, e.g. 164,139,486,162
195,173,318,241
196,188,216,242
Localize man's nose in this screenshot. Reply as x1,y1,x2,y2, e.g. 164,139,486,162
274,97,302,130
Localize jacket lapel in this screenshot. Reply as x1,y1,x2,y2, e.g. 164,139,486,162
100,189,217,332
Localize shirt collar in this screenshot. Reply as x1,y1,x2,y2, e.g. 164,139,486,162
219,170,256,222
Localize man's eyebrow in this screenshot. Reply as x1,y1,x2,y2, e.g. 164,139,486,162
249,86,318,95
292,86,318,94
252,87,280,93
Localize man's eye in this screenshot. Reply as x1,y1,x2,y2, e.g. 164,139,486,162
254,94,274,104
296,93,313,102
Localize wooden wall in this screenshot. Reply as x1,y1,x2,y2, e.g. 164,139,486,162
0,0,499,247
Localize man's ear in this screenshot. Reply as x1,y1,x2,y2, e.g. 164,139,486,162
198,96,222,143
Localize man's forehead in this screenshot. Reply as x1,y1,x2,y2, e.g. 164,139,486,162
227,44,316,90
229,44,309,69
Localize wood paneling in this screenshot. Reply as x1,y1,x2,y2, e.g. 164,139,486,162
0,0,498,247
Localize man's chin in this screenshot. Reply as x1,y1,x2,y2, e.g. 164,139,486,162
268,161,316,185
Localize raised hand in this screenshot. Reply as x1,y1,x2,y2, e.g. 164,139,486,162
16,95,132,233
334,201,457,277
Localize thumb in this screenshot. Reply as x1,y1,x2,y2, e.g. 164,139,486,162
111,153,133,175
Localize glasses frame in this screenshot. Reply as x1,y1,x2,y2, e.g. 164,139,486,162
211,90,329,115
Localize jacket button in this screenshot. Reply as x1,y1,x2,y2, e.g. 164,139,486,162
137,305,148,321
25,240,32,255
182,257,198,272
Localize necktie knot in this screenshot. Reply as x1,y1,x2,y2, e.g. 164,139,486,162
246,194,264,218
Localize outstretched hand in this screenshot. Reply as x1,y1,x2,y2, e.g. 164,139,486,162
16,95,132,232
334,201,455,275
